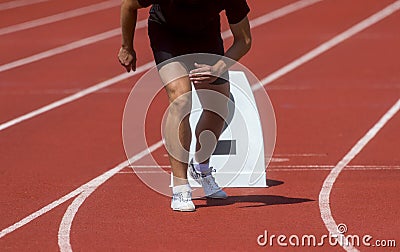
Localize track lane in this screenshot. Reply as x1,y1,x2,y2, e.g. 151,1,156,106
0,0,112,26
0,7,150,64
0,28,154,124
0,7,121,64
325,13,400,245
0,0,52,12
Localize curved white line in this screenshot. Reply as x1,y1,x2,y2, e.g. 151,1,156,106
58,190,92,252
319,99,400,252
0,0,120,36
57,141,163,252
313,1,400,251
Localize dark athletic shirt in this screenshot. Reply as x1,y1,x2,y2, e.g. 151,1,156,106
138,0,250,35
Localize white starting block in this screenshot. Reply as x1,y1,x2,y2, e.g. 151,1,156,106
171,71,267,188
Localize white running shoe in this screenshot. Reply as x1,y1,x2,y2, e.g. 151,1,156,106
189,162,228,199
171,184,195,212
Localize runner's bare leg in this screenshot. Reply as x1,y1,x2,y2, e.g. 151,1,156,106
160,63,192,186
194,82,230,164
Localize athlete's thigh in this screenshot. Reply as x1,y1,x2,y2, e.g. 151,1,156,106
194,82,230,117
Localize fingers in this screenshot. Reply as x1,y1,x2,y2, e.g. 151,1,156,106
189,63,211,78
189,63,216,84
191,77,213,85
118,47,136,72
192,79,213,85
189,71,213,84
190,74,218,85
189,75,212,81
118,55,132,72
131,58,137,71
190,63,211,74
124,64,131,73
125,59,137,73
189,72,212,80
194,62,209,68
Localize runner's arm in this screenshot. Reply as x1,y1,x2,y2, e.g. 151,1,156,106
214,16,252,73
118,0,144,72
189,16,252,82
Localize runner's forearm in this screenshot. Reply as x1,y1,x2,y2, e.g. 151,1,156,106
212,37,251,75
225,36,252,62
217,17,252,73
121,0,139,51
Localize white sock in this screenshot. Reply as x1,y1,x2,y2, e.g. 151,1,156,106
172,184,191,194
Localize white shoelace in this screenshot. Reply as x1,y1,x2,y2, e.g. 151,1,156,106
173,191,192,203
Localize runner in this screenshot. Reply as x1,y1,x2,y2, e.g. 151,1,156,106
118,0,252,211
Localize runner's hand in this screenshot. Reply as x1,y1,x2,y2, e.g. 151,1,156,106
118,47,136,72
189,63,219,85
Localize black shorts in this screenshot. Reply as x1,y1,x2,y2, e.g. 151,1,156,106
148,21,229,84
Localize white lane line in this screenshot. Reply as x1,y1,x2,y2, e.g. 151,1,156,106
0,20,147,73
57,189,91,252
319,99,400,252
123,165,400,171
57,141,163,252
0,0,50,11
0,188,83,239
0,0,120,36
271,165,400,168
0,0,319,130
0,0,320,73
129,165,171,168
122,165,400,173
0,28,119,73
0,62,155,132
270,165,400,171
252,0,400,91
273,153,327,157
271,167,400,171
118,166,400,173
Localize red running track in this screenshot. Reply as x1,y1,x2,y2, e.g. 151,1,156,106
0,0,399,251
